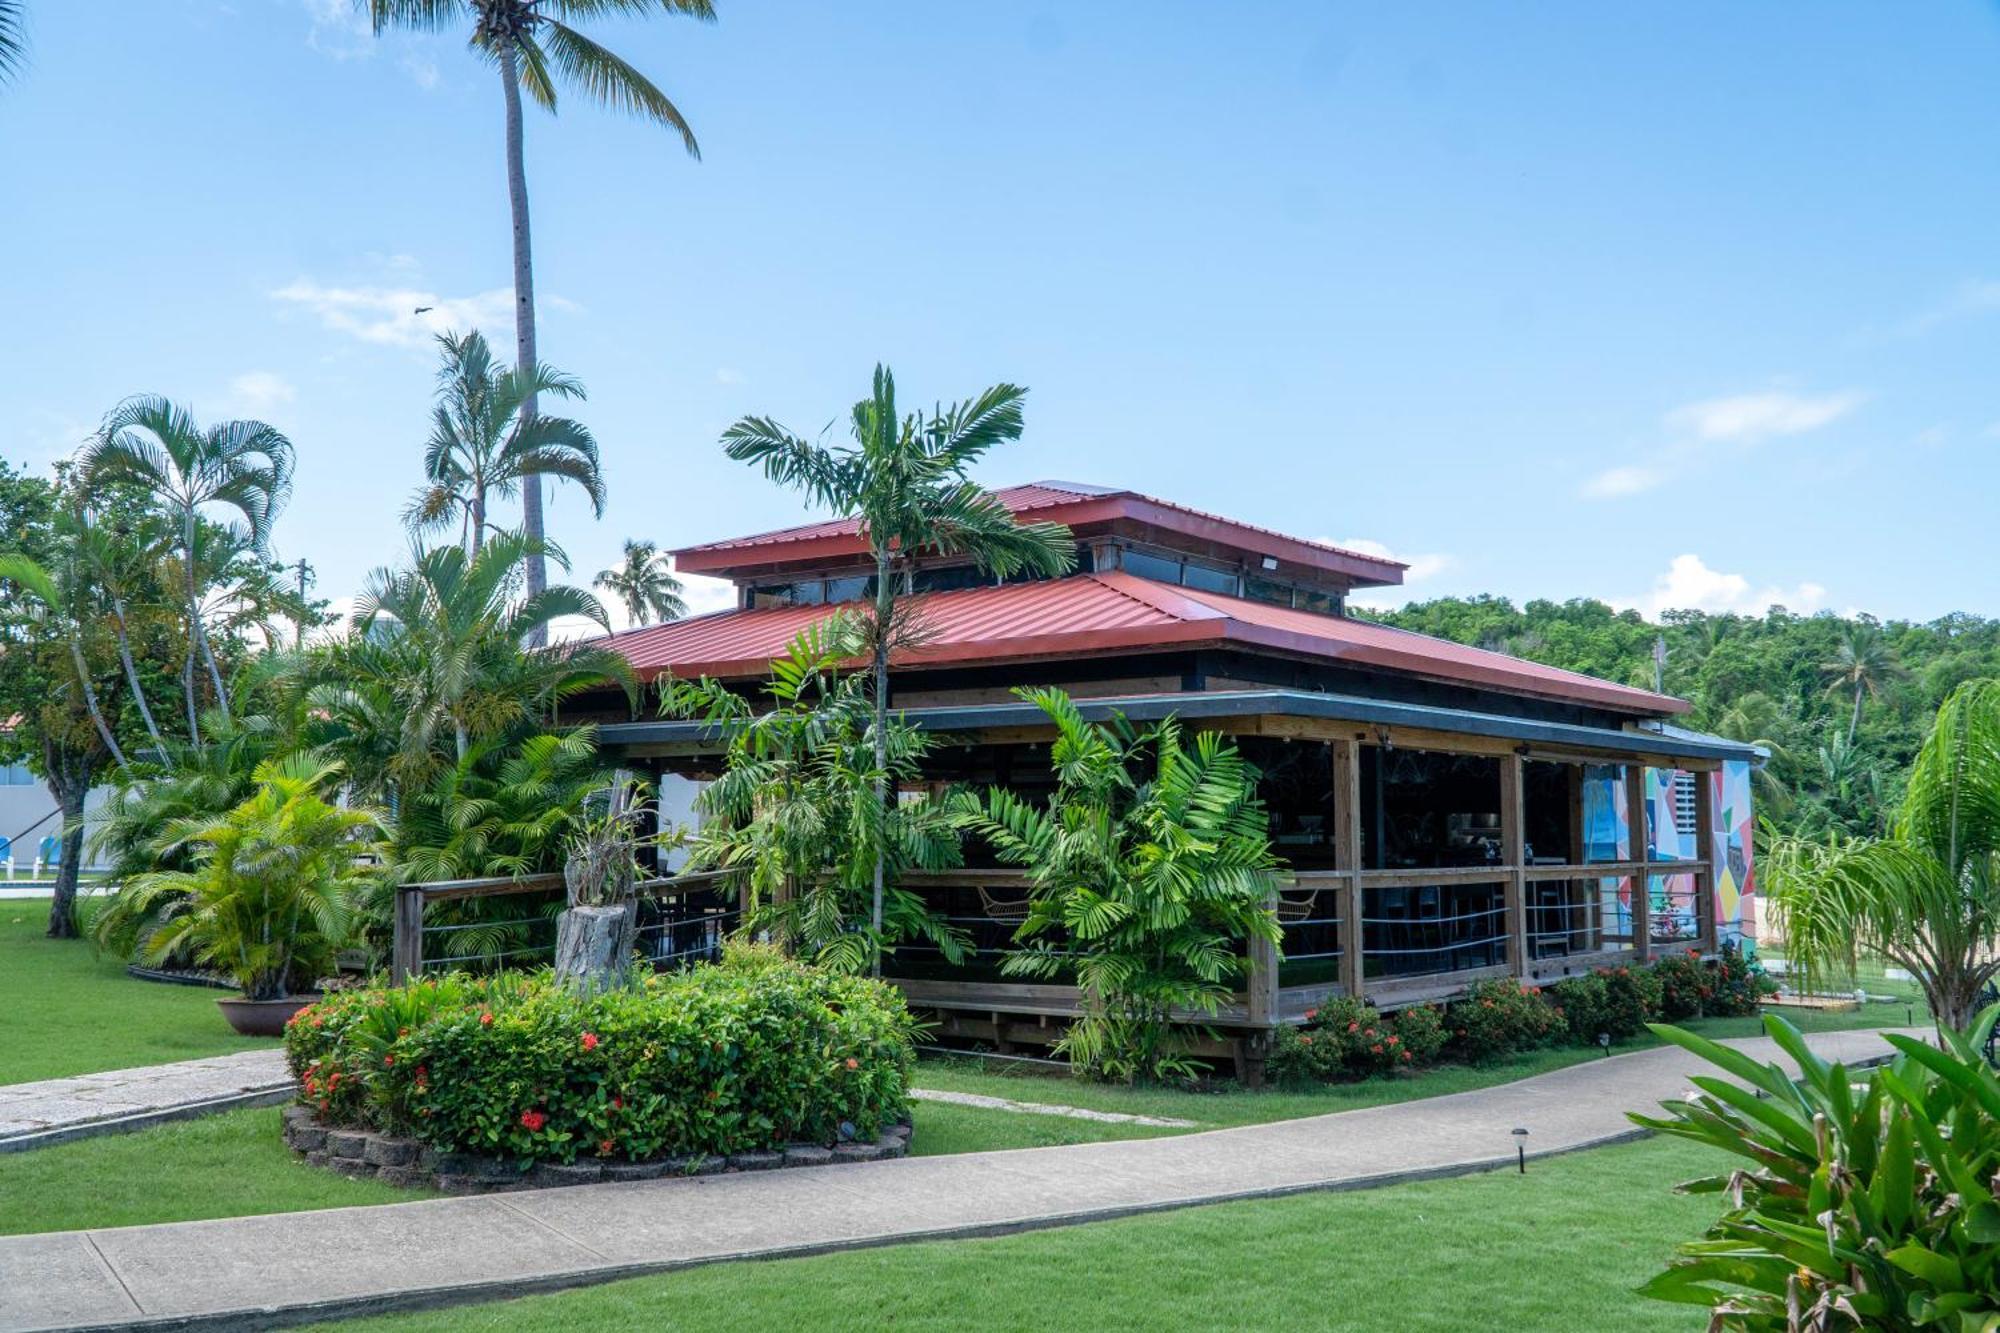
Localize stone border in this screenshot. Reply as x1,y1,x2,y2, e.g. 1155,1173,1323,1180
282,1105,913,1193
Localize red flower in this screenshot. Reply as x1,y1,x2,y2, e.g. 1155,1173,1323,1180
611,1096,624,1110
520,1110,547,1132
1347,1021,1360,1033
1387,1035,1400,1045
599,1138,616,1155
1370,1044,1384,1055
382,1054,395,1067
480,1011,494,1027
1299,1034,1314,1046
844,1057,859,1071
1304,1008,1318,1021
310,1016,323,1029
1401,1049,1413,1061
581,1032,600,1052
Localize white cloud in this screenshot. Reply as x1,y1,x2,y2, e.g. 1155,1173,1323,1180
225,371,296,416
714,367,746,386
1329,537,1454,612
1613,554,1827,619
1897,278,2000,337
679,573,738,617
1579,464,1666,500
1664,390,1865,443
270,278,518,349
302,0,371,60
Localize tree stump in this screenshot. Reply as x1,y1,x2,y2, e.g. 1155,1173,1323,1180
554,904,637,994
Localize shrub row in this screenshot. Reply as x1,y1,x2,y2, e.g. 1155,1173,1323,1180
283,945,918,1165
1269,945,1772,1084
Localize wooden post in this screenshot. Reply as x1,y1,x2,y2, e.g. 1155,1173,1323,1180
1246,884,1279,1030
1500,752,1527,976
1625,764,1652,962
391,885,425,986
1692,768,1719,954
1567,764,1593,950
1332,739,1365,1001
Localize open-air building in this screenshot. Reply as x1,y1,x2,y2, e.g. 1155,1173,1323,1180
584,482,1760,1078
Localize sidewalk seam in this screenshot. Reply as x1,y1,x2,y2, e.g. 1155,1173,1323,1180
78,1233,145,1319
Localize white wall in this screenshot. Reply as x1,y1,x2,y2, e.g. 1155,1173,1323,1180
0,779,111,874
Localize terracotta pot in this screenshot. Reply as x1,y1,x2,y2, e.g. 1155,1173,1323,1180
217,994,320,1037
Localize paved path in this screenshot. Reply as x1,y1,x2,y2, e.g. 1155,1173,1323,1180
907,1087,1199,1127
0,1052,290,1155
0,1026,1914,1333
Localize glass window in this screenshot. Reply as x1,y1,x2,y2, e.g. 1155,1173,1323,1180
1294,588,1341,616
915,565,992,594
1121,550,1181,584
822,575,876,604
747,581,825,609
1243,575,1295,608
1180,561,1239,596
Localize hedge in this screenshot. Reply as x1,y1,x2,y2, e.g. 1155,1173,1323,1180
283,946,917,1165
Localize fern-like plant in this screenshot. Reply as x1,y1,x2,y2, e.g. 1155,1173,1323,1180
117,757,386,1000
952,688,1283,1082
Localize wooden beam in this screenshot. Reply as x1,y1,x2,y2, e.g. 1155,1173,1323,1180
1500,752,1528,978
1692,768,1719,954
1332,738,1364,1001
391,886,425,986
1626,764,1652,962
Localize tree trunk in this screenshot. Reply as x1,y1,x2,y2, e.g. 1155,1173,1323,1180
67,638,127,770
498,46,547,645
470,482,486,557
109,593,165,754
554,904,637,995
43,766,90,940
869,549,893,977
1848,687,1864,745
180,512,202,744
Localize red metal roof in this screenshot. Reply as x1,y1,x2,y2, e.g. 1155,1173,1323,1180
672,482,1408,588
598,573,1687,716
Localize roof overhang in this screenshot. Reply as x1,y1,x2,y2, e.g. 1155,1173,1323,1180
601,689,1758,767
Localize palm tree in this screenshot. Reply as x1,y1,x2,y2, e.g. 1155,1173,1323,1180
721,365,1075,965
405,330,606,555
74,397,294,742
343,532,632,781
1711,690,1793,814
0,1,25,87
1821,623,1907,744
1766,679,2000,1031
359,0,711,630
594,538,685,627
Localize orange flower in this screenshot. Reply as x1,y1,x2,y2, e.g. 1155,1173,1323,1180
845,1057,859,1071
479,1011,494,1027
599,1138,616,1155
581,1032,600,1052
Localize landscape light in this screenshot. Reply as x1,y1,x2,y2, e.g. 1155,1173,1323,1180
1512,1127,1529,1173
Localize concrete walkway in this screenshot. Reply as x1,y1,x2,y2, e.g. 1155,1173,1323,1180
0,1026,1914,1333
0,1053,291,1155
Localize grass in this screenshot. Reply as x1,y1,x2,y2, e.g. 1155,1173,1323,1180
307,1133,1732,1332
0,1106,433,1235
0,899,275,1084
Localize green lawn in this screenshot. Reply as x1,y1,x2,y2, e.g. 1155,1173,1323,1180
0,1106,431,1235
308,1133,1731,1332
0,899,274,1085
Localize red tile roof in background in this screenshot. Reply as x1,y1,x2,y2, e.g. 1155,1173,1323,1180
672,482,1409,589
599,572,1687,716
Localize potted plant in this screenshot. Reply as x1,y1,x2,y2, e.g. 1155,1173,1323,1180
118,758,385,1035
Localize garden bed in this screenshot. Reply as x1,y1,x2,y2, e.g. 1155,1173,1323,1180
281,1104,912,1193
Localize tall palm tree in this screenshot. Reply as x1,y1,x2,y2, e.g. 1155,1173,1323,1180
405,330,605,555
722,365,1075,965
359,0,711,632
594,538,685,626
1821,623,1907,744
74,397,294,742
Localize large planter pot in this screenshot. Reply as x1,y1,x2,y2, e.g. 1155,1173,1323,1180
217,994,319,1037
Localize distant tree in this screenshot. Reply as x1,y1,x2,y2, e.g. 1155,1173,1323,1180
594,538,685,627
722,365,1075,967
1822,623,1907,745
357,0,712,632
0,1,24,86
74,398,294,741
404,330,605,555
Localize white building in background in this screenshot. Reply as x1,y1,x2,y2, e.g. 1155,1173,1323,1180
0,761,108,877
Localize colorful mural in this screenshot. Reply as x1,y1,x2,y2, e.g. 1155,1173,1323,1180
1578,760,1756,953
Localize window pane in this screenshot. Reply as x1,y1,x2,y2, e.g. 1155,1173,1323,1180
1180,562,1238,595
1121,550,1180,584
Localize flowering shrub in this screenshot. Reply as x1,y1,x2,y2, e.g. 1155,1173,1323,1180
1448,979,1565,1062
282,949,916,1164
1648,951,1708,1021
1267,997,1445,1082
1388,1003,1450,1064
1702,943,1773,1017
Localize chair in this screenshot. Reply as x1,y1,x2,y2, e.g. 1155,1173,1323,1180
977,885,1032,924
34,834,58,879
1275,889,1319,924
0,836,11,881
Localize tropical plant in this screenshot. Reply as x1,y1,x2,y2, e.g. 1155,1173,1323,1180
0,1,23,86
115,758,385,1000
74,396,295,740
664,617,967,974
595,538,685,627
341,533,631,779
1765,679,2000,1031
723,365,1074,960
1632,1011,2000,1330
358,0,712,626
951,688,1282,1082
1823,623,1909,745
404,329,605,554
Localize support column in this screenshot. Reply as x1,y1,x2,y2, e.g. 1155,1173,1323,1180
1247,884,1278,1029
1567,764,1593,951
1692,769,1719,954
1625,764,1652,962
392,886,424,986
1501,752,1527,977
1332,739,1364,1001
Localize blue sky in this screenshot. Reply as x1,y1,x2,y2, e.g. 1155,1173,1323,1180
5,1,1999,628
